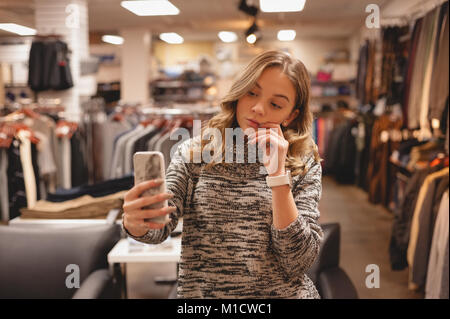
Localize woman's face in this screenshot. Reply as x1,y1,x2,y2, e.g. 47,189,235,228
236,66,299,132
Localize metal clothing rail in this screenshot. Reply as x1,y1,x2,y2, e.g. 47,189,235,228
139,105,221,117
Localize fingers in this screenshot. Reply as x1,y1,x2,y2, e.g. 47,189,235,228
124,179,164,201
139,206,177,219
248,129,281,146
124,215,166,230
124,206,176,229
123,192,174,211
260,122,283,136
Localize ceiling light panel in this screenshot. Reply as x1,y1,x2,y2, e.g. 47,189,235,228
218,31,237,43
102,35,124,45
121,0,180,16
259,0,306,13
159,32,183,44
277,30,296,41
0,23,36,36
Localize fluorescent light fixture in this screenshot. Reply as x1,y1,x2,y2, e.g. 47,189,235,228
0,23,36,36
159,32,183,44
218,31,237,43
102,35,124,45
277,30,296,41
260,0,306,12
246,34,257,44
121,0,179,16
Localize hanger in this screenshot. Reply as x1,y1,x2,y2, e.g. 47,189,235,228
55,120,78,139
0,123,15,148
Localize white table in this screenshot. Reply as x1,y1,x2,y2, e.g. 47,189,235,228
108,236,181,263
8,216,122,228
8,209,123,228
107,221,183,298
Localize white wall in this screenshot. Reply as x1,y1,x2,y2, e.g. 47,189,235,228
89,43,122,83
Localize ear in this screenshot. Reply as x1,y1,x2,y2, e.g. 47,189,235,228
284,109,300,127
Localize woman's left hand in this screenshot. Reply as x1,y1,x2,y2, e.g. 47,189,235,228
247,123,288,176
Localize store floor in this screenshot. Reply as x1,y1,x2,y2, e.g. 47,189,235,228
318,176,424,299
126,176,425,299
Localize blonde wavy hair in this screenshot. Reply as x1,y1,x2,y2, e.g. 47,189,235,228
189,50,320,176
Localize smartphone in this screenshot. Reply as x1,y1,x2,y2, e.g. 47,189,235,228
133,151,170,224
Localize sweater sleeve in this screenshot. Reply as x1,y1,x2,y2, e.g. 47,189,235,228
123,139,193,244
270,155,324,279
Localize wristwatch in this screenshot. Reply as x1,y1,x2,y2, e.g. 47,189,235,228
266,170,292,188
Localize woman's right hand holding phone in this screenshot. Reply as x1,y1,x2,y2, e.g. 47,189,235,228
122,179,176,237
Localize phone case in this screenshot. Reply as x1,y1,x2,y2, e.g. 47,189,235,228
133,151,170,224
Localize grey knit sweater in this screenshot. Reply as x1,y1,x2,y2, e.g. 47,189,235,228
124,136,323,299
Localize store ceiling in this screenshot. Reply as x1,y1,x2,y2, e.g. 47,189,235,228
0,0,391,40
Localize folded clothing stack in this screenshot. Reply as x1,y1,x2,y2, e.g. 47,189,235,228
20,191,127,219
46,175,133,202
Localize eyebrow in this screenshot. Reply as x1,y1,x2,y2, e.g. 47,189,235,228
255,82,290,103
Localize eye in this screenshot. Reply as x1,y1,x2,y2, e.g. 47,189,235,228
271,102,282,109
248,91,257,97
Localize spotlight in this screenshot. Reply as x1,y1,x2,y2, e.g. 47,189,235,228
246,34,257,44
238,0,258,17
245,20,261,44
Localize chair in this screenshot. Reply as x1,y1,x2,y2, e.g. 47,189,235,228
307,223,358,299
0,223,122,299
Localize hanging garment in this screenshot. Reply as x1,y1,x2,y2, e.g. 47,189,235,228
57,136,72,189
123,124,157,175
402,18,423,127
408,8,439,131
418,7,441,139
49,40,73,90
425,190,449,298
408,11,435,129
110,125,144,179
7,138,27,220
17,130,37,208
70,130,89,187
101,118,132,180
408,167,449,290
28,40,73,91
132,126,162,155
428,4,449,123
389,164,442,270
440,240,449,299
356,42,369,103
0,149,9,222
367,114,402,206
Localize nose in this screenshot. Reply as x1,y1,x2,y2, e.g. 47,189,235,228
251,100,265,117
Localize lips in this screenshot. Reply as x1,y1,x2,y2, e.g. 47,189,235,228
247,119,260,128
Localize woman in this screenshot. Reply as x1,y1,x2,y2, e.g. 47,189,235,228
122,50,323,298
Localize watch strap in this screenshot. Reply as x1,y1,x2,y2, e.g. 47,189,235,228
266,170,292,188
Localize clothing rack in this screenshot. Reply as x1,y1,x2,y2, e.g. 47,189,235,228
407,0,448,21
380,0,448,27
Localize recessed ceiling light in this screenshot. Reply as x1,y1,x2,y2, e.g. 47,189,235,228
246,34,257,44
0,23,36,36
102,35,124,45
218,31,237,43
121,0,180,16
277,30,296,41
159,32,183,44
259,0,306,12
